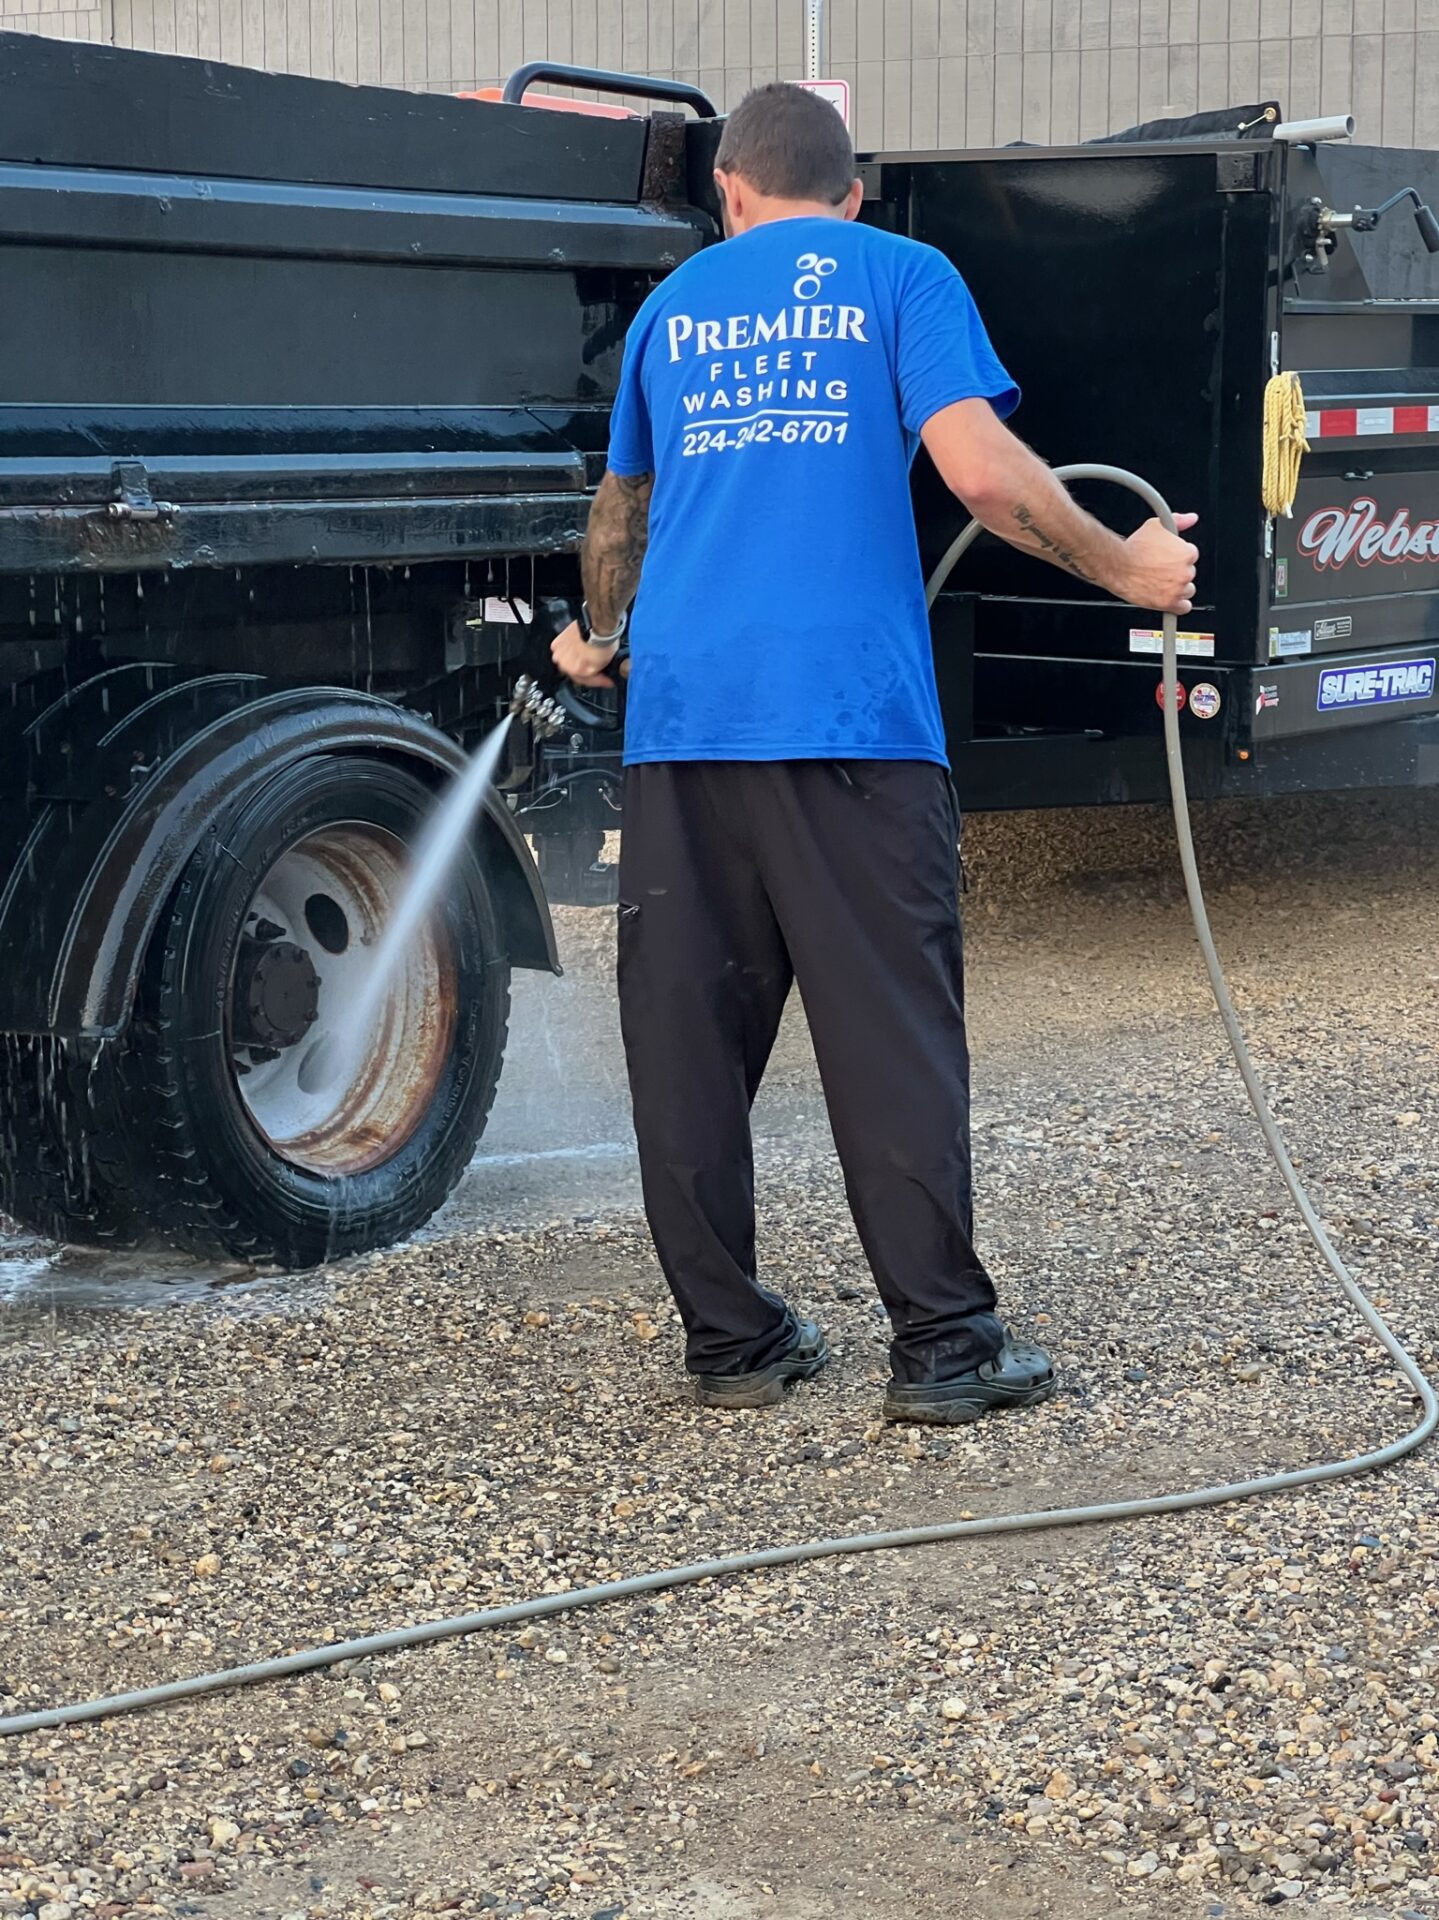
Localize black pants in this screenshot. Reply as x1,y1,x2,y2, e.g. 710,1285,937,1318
617,760,1002,1384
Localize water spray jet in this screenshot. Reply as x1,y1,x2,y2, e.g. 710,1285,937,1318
305,712,518,1095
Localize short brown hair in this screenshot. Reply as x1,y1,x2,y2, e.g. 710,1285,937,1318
714,82,856,206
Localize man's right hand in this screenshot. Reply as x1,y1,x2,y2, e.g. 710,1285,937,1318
1119,514,1200,615
551,619,619,688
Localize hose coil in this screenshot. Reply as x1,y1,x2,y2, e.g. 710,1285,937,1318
1262,371,1309,519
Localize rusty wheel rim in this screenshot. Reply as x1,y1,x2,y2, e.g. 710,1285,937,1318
228,824,456,1177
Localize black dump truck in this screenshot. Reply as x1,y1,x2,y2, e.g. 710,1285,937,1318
2,32,1437,1267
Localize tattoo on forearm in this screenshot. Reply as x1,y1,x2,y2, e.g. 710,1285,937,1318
1011,502,1098,585
582,471,653,630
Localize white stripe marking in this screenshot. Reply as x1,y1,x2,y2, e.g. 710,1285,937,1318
1356,407,1394,436
680,408,851,428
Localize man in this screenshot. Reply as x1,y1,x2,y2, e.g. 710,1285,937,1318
552,84,1197,1424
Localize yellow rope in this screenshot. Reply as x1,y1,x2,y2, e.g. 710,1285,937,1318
1262,371,1309,518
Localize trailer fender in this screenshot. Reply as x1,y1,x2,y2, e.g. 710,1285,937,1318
0,667,557,1038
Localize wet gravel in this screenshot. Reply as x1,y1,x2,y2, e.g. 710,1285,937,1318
1,788,1437,1920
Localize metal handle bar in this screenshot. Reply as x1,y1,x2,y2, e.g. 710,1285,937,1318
501,63,718,117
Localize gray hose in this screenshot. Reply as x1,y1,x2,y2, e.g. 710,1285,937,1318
3,465,1432,1739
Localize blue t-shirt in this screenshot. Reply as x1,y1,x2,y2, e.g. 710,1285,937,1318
605,215,1018,766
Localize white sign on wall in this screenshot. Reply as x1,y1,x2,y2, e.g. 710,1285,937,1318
797,77,851,129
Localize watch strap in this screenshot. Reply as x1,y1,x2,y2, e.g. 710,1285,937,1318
580,601,628,648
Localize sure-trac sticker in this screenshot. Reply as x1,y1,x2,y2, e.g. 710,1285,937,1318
1316,658,1436,711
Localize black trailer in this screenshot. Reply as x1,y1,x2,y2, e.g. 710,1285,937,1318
874,118,1439,810
1,32,1436,1266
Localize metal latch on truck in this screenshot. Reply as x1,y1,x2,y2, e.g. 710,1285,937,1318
107,460,165,522
1299,184,1439,272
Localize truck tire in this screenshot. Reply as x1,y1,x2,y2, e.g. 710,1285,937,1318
0,1034,143,1248
111,754,510,1268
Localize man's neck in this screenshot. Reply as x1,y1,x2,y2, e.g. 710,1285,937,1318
740,198,844,229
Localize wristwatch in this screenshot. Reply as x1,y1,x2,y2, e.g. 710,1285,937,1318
579,601,628,649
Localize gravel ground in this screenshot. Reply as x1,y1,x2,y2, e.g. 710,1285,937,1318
1,787,1437,1920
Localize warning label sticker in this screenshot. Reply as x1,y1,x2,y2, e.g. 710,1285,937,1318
1269,627,1313,659
1129,629,1215,659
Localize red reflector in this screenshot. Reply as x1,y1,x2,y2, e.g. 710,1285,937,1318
1320,408,1357,437
1394,405,1430,435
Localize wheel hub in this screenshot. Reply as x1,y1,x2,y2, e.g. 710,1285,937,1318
227,826,457,1178
233,937,321,1051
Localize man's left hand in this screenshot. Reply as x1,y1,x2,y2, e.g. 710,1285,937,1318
551,620,618,688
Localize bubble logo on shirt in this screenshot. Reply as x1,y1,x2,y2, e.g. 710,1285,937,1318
793,252,838,300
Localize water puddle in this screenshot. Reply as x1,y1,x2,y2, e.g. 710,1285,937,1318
0,1224,286,1321
0,1144,641,1321
0,1245,53,1300
469,1140,632,1171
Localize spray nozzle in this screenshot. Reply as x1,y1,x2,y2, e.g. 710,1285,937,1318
509,674,569,739
509,665,626,737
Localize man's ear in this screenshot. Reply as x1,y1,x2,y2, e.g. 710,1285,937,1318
842,177,865,222
714,167,738,225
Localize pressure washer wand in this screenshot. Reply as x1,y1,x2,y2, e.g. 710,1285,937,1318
510,657,627,740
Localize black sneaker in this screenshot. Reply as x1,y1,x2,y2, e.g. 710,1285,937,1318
883,1337,1056,1426
693,1319,830,1410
